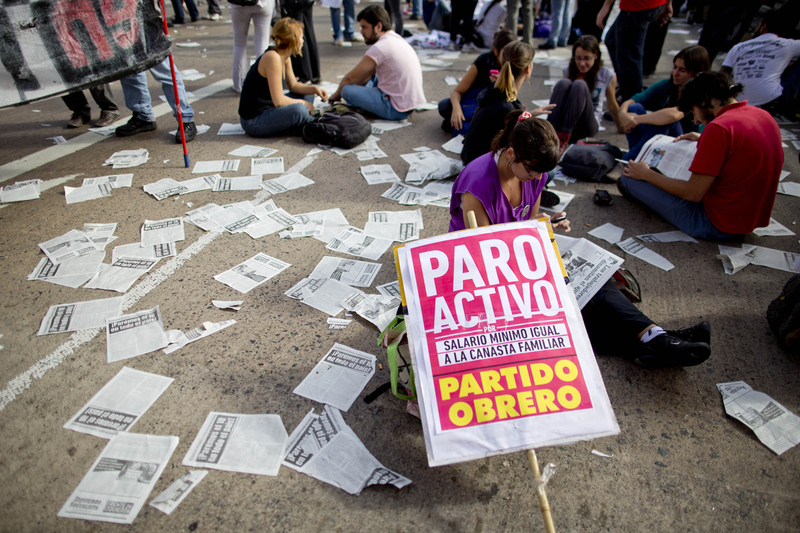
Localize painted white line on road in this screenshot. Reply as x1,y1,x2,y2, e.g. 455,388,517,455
0,79,234,184
0,154,316,411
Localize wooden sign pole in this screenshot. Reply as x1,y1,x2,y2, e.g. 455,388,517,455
465,210,556,533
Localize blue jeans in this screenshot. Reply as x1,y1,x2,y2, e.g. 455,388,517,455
619,176,737,240
546,0,572,47
412,0,421,17
240,93,314,137
622,103,683,161
341,76,410,120
120,57,194,123
438,86,482,136
330,0,355,40
605,6,662,101
171,0,198,22
423,0,436,27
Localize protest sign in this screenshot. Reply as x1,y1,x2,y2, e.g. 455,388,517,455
397,220,619,467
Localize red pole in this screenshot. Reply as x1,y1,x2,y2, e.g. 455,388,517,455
158,0,190,168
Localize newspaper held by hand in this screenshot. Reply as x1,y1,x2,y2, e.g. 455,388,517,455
717,381,800,455
293,343,376,411
106,306,169,363
555,235,624,309
283,405,411,495
635,134,696,182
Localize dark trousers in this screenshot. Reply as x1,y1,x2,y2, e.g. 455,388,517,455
289,5,321,82
384,0,403,35
451,0,478,44
171,0,199,22
547,78,597,142
605,5,662,102
207,0,221,15
581,280,654,357
61,84,117,118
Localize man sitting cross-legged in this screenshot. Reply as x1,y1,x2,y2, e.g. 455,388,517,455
618,72,783,241
329,5,426,120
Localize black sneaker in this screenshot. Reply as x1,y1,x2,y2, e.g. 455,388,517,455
667,321,711,345
116,116,157,137
175,121,197,143
540,190,560,208
633,334,711,369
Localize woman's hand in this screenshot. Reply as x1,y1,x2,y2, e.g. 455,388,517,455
451,106,466,131
541,211,571,232
618,112,638,134
303,100,315,113
622,160,651,180
314,87,328,101
674,131,700,143
531,104,556,116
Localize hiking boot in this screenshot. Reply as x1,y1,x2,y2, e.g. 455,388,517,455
175,121,197,143
633,334,711,369
95,110,120,127
667,321,711,345
67,112,90,128
116,116,157,137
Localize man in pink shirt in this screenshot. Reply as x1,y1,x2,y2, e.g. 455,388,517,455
329,5,426,120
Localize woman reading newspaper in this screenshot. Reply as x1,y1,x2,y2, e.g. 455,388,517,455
448,110,711,369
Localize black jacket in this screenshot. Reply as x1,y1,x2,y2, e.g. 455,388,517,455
461,87,523,165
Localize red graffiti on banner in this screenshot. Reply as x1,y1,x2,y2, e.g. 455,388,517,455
100,0,140,49
53,0,114,68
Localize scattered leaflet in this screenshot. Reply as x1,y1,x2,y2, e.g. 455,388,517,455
204,201,260,233
85,257,160,293
39,229,99,264
555,235,623,309
112,242,175,261
616,238,674,271
588,223,624,243
777,182,800,197
28,251,106,288
163,319,236,354
217,123,246,135
310,256,381,287
243,209,299,238
401,150,462,184
149,470,209,515
441,135,464,155
360,164,400,185
178,174,219,194
539,189,575,212
753,218,795,237
193,159,240,174
57,433,179,524
251,156,284,175
341,292,401,331
63,367,174,438
65,183,112,204
228,144,278,158
717,244,799,275
83,223,118,249
182,413,288,475
212,175,262,191
260,172,314,195
365,209,424,243
285,277,364,316
38,296,124,336
180,68,206,81
214,253,291,293
382,182,424,203
141,218,185,246
717,381,800,455
370,120,411,134
327,318,351,330
184,203,226,231
143,178,188,200
326,227,394,261
293,343,377,411
105,149,149,168
106,306,169,363
635,134,696,181
83,174,133,188
0,179,41,202
283,405,411,495
637,230,698,243
294,208,350,242
352,139,388,161
376,280,401,298
212,300,242,311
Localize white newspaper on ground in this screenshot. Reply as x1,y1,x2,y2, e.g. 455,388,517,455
283,405,411,495
441,135,464,155
243,209,299,239
717,244,800,275
376,281,401,298
365,209,423,242
293,343,376,411
283,208,350,243
112,242,175,262
149,470,208,515
141,218,185,246
214,253,291,293
637,230,698,243
616,237,674,271
64,183,112,204
260,172,314,194
63,367,174,438
192,160,240,174
163,320,236,354
310,256,381,287
143,178,188,200
28,251,106,288
555,235,624,309
179,174,219,194
182,413,287,475
635,134,697,181
353,140,388,161
285,277,364,316
184,203,226,231
370,120,411,134
106,306,169,363
83,174,133,188
251,156,284,175
717,381,800,455
588,223,625,243
753,218,795,237
211,175,262,191
381,182,424,203
212,300,243,311
326,227,394,261
777,182,800,197
228,144,278,158
401,150,462,184
360,164,401,185
83,223,118,249
327,318,351,330
341,292,401,331
38,296,124,336
39,229,99,264
58,433,179,524
85,257,160,293
217,123,246,135
1,179,41,202
206,202,260,234
105,149,149,168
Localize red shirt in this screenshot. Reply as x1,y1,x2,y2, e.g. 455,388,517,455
689,101,783,234
620,0,666,11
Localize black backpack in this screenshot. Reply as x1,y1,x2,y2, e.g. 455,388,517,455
559,141,625,182
301,111,372,149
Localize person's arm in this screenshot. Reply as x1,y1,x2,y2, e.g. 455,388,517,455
449,64,479,131
259,52,315,113
629,106,685,127
622,161,715,202
286,63,329,102
604,76,629,133
460,192,493,228
329,55,377,103
596,0,616,30
656,0,672,25
675,131,701,142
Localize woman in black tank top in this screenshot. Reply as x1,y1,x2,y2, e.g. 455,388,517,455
238,17,329,137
